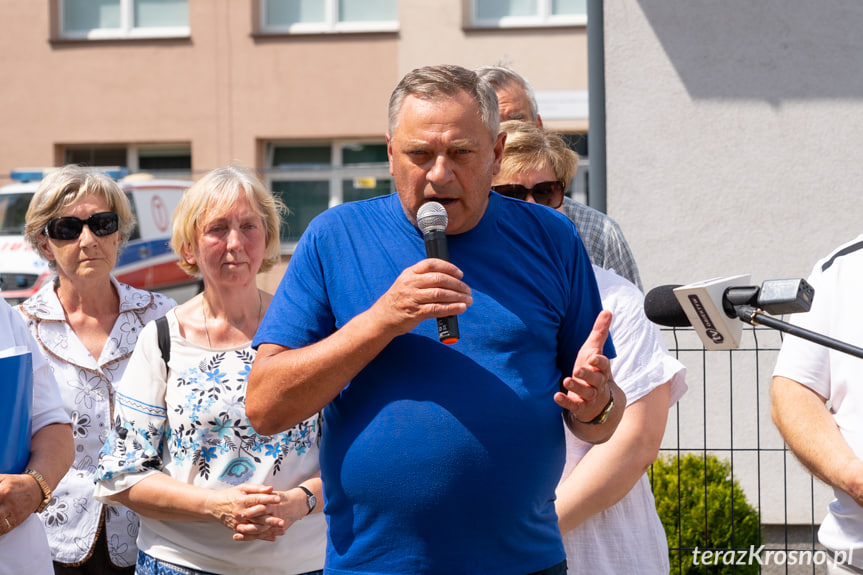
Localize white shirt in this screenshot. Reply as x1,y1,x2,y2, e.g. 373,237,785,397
560,266,687,574
95,309,326,575
0,299,69,575
18,277,176,566
773,234,863,566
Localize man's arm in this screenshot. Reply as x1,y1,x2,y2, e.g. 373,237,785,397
247,258,473,435
555,310,626,444
556,382,670,533
771,375,863,505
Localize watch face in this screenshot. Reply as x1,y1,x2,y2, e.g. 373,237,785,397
308,494,317,512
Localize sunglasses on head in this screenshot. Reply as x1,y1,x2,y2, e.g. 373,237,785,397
45,212,119,240
491,181,565,208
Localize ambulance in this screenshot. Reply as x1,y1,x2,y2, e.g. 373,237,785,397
0,168,198,304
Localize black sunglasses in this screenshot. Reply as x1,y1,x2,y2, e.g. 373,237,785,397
491,181,565,209
45,212,120,240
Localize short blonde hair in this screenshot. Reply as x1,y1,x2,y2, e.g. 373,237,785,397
170,165,285,277
24,165,136,271
497,120,579,191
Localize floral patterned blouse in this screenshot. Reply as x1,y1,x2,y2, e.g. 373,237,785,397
94,308,326,575
17,277,176,567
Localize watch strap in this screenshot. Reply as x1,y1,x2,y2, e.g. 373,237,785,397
298,485,316,515
581,388,615,425
25,468,52,513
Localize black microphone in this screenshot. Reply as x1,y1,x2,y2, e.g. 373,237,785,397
644,277,863,359
643,284,690,327
644,278,815,329
644,277,815,351
416,201,460,345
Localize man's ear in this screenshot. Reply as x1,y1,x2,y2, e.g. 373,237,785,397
536,114,544,128
491,131,507,176
386,132,395,176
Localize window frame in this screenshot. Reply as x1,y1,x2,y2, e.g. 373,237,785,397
258,0,398,35
62,142,192,180
58,0,190,41
265,139,393,249
468,0,586,29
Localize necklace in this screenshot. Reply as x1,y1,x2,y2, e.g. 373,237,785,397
202,290,262,348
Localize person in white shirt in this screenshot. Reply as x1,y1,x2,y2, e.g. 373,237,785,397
0,297,74,575
493,120,687,573
772,235,863,574
95,166,326,575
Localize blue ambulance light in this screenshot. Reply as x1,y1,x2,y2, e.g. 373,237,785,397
10,169,46,183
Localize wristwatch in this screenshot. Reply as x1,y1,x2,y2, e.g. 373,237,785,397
298,485,317,515
25,468,52,513
582,388,615,425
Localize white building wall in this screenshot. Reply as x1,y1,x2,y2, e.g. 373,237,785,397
603,0,863,524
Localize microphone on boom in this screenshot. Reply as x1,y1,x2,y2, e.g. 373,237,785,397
416,201,460,345
644,276,814,350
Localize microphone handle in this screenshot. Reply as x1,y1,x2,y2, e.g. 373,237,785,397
424,230,460,344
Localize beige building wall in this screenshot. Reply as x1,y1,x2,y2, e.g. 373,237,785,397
0,0,589,185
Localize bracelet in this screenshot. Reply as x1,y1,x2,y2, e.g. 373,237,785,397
578,388,615,425
25,468,53,513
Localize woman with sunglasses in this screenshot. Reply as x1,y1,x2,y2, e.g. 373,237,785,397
18,164,176,575
493,121,688,574
94,166,325,575
492,120,642,291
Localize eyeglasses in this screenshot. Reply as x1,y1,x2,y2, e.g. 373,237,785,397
491,181,565,209
45,212,119,240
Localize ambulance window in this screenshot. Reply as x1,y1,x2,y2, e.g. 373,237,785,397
0,193,33,235
125,192,142,241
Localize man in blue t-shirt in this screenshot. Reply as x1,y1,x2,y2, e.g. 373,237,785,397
247,64,624,575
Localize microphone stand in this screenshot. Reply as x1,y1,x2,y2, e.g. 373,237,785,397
734,305,863,360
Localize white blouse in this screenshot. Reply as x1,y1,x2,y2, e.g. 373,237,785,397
18,277,175,567
95,308,326,575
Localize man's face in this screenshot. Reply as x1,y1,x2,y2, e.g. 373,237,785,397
387,91,505,235
496,83,536,123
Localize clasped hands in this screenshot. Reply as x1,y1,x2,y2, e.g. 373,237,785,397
210,484,308,542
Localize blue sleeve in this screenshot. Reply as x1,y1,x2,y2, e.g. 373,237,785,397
253,223,335,350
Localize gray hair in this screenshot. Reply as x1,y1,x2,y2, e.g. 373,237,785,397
387,64,500,140
474,64,539,122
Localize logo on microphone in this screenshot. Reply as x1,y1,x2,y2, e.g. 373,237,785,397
688,294,725,344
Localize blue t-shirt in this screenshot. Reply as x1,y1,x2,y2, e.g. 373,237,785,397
255,192,613,575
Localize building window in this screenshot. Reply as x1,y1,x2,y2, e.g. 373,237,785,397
260,0,398,34
63,144,192,179
59,0,190,40
470,0,586,28
266,141,392,245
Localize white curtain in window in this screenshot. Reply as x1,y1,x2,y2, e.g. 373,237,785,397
266,0,324,26
64,0,120,32
340,0,396,22
135,0,189,27
475,0,536,20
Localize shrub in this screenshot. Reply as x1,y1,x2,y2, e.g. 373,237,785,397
651,453,761,574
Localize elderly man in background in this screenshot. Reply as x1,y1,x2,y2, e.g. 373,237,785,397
475,64,643,291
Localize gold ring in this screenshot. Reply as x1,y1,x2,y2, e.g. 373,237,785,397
3,517,10,529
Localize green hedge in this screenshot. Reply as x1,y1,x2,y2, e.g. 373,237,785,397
651,453,761,574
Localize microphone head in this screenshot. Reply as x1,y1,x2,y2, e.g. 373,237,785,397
417,201,448,235
644,284,691,327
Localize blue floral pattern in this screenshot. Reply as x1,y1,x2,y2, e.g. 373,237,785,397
98,327,319,490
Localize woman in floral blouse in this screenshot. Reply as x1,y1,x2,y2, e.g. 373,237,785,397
18,165,176,573
94,166,325,575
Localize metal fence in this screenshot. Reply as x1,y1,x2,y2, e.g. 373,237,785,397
655,326,834,574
